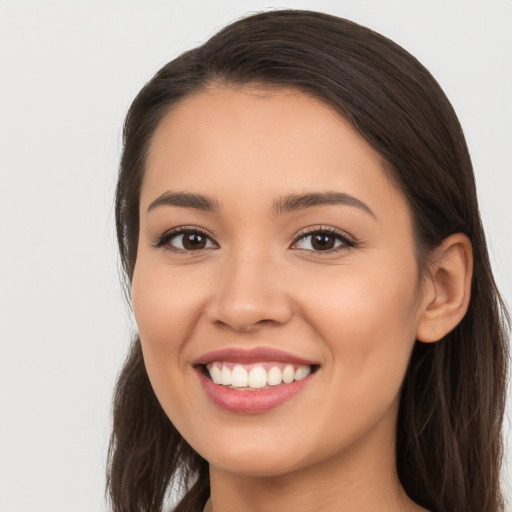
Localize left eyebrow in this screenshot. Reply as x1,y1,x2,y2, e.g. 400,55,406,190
147,191,219,213
273,191,375,218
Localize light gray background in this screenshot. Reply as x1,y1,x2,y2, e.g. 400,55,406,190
1,1,511,511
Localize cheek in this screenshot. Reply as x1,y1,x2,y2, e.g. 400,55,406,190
304,257,421,394
289,263,421,454
131,258,200,409
132,260,204,355
131,260,209,432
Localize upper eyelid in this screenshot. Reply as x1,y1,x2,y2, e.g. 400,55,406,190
166,226,212,237
292,226,355,244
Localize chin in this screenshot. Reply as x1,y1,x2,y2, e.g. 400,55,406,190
208,450,303,478
189,425,320,478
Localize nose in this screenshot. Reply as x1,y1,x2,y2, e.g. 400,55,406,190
206,252,293,332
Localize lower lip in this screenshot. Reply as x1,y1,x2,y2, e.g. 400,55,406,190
197,369,315,414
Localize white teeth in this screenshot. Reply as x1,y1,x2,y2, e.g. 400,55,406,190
267,366,282,386
294,365,311,381
282,365,295,384
248,366,267,388
221,366,232,386
231,365,248,387
210,365,222,384
206,362,313,389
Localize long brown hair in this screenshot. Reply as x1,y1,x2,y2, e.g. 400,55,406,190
107,10,509,512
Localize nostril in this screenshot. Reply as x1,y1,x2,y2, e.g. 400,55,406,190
205,285,294,332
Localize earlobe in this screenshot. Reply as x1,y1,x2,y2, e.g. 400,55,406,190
416,233,473,343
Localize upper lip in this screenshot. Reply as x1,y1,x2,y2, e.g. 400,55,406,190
193,347,319,367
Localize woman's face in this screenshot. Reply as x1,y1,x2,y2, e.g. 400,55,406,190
132,85,427,477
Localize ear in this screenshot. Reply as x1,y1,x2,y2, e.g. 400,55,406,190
416,233,473,343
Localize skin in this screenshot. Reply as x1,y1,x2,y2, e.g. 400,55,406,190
132,85,471,512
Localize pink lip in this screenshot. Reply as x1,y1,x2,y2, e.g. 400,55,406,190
193,347,319,414
193,347,318,366
197,370,316,414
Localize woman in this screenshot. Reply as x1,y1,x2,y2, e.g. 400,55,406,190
107,9,509,512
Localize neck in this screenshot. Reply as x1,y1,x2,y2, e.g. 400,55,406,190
207,413,426,512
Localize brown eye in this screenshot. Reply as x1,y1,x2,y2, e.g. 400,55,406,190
292,228,355,253
311,233,336,251
182,232,207,250
155,228,217,252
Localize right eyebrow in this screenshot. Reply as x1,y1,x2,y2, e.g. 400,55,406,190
273,191,375,218
147,191,219,213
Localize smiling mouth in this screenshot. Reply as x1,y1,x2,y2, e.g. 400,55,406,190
200,362,320,391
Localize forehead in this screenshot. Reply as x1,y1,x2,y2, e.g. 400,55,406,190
141,85,405,220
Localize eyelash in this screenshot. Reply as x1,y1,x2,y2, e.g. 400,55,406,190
153,225,356,254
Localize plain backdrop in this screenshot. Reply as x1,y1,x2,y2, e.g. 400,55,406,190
0,1,511,511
